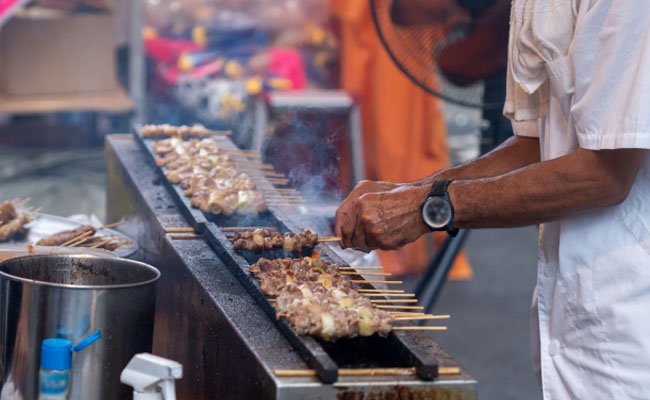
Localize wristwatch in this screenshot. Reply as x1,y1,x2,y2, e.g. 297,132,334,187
420,179,459,237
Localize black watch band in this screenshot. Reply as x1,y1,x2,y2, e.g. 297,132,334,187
429,179,454,198
426,179,459,237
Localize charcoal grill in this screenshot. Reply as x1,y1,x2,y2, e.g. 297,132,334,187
105,132,477,399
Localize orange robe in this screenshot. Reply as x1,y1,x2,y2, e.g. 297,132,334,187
332,0,472,278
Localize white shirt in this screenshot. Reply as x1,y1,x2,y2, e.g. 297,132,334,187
504,1,650,399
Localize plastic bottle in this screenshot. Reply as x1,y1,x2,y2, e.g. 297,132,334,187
39,338,72,400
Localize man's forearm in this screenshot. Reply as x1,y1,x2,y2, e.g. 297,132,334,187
449,148,647,229
411,135,541,186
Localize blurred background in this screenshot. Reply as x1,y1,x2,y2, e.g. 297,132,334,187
0,1,539,398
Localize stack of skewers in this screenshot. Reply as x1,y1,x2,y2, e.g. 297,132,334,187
35,222,131,251
249,257,449,341
163,225,449,340
208,226,448,341
149,133,304,216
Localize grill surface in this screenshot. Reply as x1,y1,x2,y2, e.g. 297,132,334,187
106,133,478,399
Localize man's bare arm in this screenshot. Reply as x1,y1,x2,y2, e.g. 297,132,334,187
335,136,540,237
450,148,647,228
337,147,646,251
411,135,541,185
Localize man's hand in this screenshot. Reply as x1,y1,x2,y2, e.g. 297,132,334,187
337,185,431,252
335,180,398,237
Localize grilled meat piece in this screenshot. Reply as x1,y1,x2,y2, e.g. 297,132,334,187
0,214,33,242
0,201,17,225
36,225,97,247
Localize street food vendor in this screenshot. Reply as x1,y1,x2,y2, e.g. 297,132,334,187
335,0,650,398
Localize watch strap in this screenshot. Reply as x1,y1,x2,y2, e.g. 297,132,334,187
426,179,458,237
429,179,453,197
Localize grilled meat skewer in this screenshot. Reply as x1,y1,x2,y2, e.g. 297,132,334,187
0,214,33,242
36,225,97,246
232,229,319,253
249,257,347,296
275,282,394,340
151,137,267,216
249,257,394,340
142,123,219,138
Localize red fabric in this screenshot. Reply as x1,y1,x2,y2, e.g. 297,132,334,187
145,36,203,65
268,47,307,90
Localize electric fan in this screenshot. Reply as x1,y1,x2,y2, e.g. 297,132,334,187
370,0,514,315
370,0,511,109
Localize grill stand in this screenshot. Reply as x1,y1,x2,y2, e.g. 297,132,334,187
106,133,478,399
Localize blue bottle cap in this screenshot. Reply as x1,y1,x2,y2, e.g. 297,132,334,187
40,338,72,370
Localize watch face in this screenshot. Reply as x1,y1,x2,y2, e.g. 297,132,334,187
422,197,452,229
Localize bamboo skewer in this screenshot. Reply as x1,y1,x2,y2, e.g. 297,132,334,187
274,189,300,193
340,267,384,271
228,153,261,159
220,227,277,231
358,288,402,292
265,196,303,200
26,207,43,216
389,312,426,316
273,369,414,377
100,221,124,229
375,305,424,310
394,316,449,321
89,239,112,249
164,227,196,233
170,234,205,240
261,172,287,178
266,200,306,204
13,197,31,208
350,280,403,285
370,299,418,304
265,198,305,202
340,272,392,277
274,366,460,377
260,192,300,196
239,163,275,170
318,237,341,242
392,326,447,331
68,237,94,247
264,197,304,201
60,230,94,247
363,293,415,297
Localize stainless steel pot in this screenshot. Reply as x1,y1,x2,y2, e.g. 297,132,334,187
0,255,160,400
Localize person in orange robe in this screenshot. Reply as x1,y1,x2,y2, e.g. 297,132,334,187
331,0,472,278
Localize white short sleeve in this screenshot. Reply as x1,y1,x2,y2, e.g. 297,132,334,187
512,119,541,138
570,0,650,150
